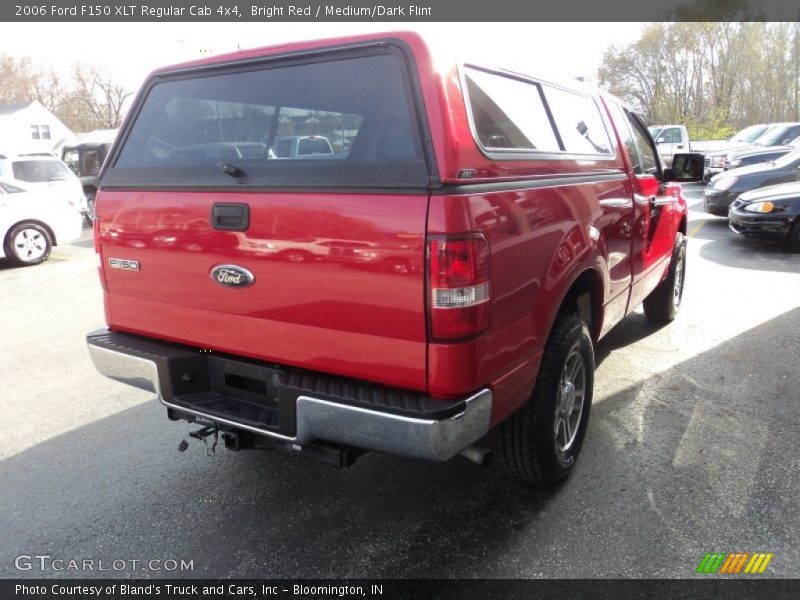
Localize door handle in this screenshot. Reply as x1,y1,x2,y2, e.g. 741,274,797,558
211,203,249,231
677,145,684,149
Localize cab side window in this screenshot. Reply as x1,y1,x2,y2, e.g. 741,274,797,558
626,113,659,176
607,102,642,174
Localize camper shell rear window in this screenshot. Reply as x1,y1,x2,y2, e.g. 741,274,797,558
104,48,430,189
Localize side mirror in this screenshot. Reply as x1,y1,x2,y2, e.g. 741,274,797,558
655,136,667,144
668,152,705,182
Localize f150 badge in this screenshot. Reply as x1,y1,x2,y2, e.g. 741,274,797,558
108,258,139,271
211,265,255,288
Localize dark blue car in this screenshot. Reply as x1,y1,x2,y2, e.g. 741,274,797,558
729,181,800,251
703,150,800,216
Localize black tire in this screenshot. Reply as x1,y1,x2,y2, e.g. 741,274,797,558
4,222,52,266
84,189,96,226
790,220,800,253
643,232,686,323
499,313,594,486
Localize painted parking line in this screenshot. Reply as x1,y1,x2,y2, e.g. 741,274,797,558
688,219,710,238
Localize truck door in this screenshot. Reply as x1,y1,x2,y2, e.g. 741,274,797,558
615,110,681,312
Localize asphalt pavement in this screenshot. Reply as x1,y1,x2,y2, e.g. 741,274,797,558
1,184,798,578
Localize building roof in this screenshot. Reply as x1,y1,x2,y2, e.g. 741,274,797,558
0,101,37,116
71,129,118,145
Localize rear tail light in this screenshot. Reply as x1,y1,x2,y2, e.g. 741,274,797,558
428,234,491,341
93,215,108,292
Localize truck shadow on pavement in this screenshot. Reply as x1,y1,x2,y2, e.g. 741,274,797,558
1,308,798,578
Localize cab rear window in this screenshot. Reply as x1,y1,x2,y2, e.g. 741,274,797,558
106,51,429,189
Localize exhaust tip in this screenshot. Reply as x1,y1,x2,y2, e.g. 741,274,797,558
460,445,494,467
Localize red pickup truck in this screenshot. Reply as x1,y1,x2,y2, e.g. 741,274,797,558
87,32,701,486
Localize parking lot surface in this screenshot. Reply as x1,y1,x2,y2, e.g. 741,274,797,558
1,184,798,578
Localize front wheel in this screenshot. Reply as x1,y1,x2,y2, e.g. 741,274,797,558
498,313,595,486
643,232,686,323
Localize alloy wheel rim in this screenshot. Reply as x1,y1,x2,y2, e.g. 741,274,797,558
554,345,586,452
13,228,46,261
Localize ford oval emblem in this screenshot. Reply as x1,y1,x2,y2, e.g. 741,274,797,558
210,265,255,288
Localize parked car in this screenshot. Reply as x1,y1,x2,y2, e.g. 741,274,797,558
723,136,800,171
0,155,87,220
649,123,769,167
171,142,271,162
87,32,700,486
62,137,117,224
703,123,779,178
0,180,82,265
704,123,800,180
703,149,800,216
728,182,800,251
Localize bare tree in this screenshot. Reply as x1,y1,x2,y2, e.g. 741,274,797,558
0,54,37,105
70,64,132,130
32,67,69,114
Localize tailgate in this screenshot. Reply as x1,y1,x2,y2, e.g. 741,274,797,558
96,43,434,391
97,190,428,390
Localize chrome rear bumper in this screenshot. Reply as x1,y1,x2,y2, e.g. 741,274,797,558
87,333,491,461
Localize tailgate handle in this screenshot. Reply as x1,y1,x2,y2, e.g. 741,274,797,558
211,203,249,231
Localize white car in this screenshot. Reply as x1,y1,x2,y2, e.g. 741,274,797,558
271,136,334,159
0,155,88,218
0,181,83,266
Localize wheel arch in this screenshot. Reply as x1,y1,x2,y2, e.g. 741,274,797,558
4,219,57,248
552,268,603,342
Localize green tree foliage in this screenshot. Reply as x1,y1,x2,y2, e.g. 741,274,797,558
598,22,799,140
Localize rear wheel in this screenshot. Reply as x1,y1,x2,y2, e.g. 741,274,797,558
499,313,594,486
84,189,96,226
643,232,686,323
4,223,52,266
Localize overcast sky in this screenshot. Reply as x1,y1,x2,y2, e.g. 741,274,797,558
0,22,644,93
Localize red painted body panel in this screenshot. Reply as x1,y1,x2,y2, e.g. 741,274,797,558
97,190,429,390
97,31,689,427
